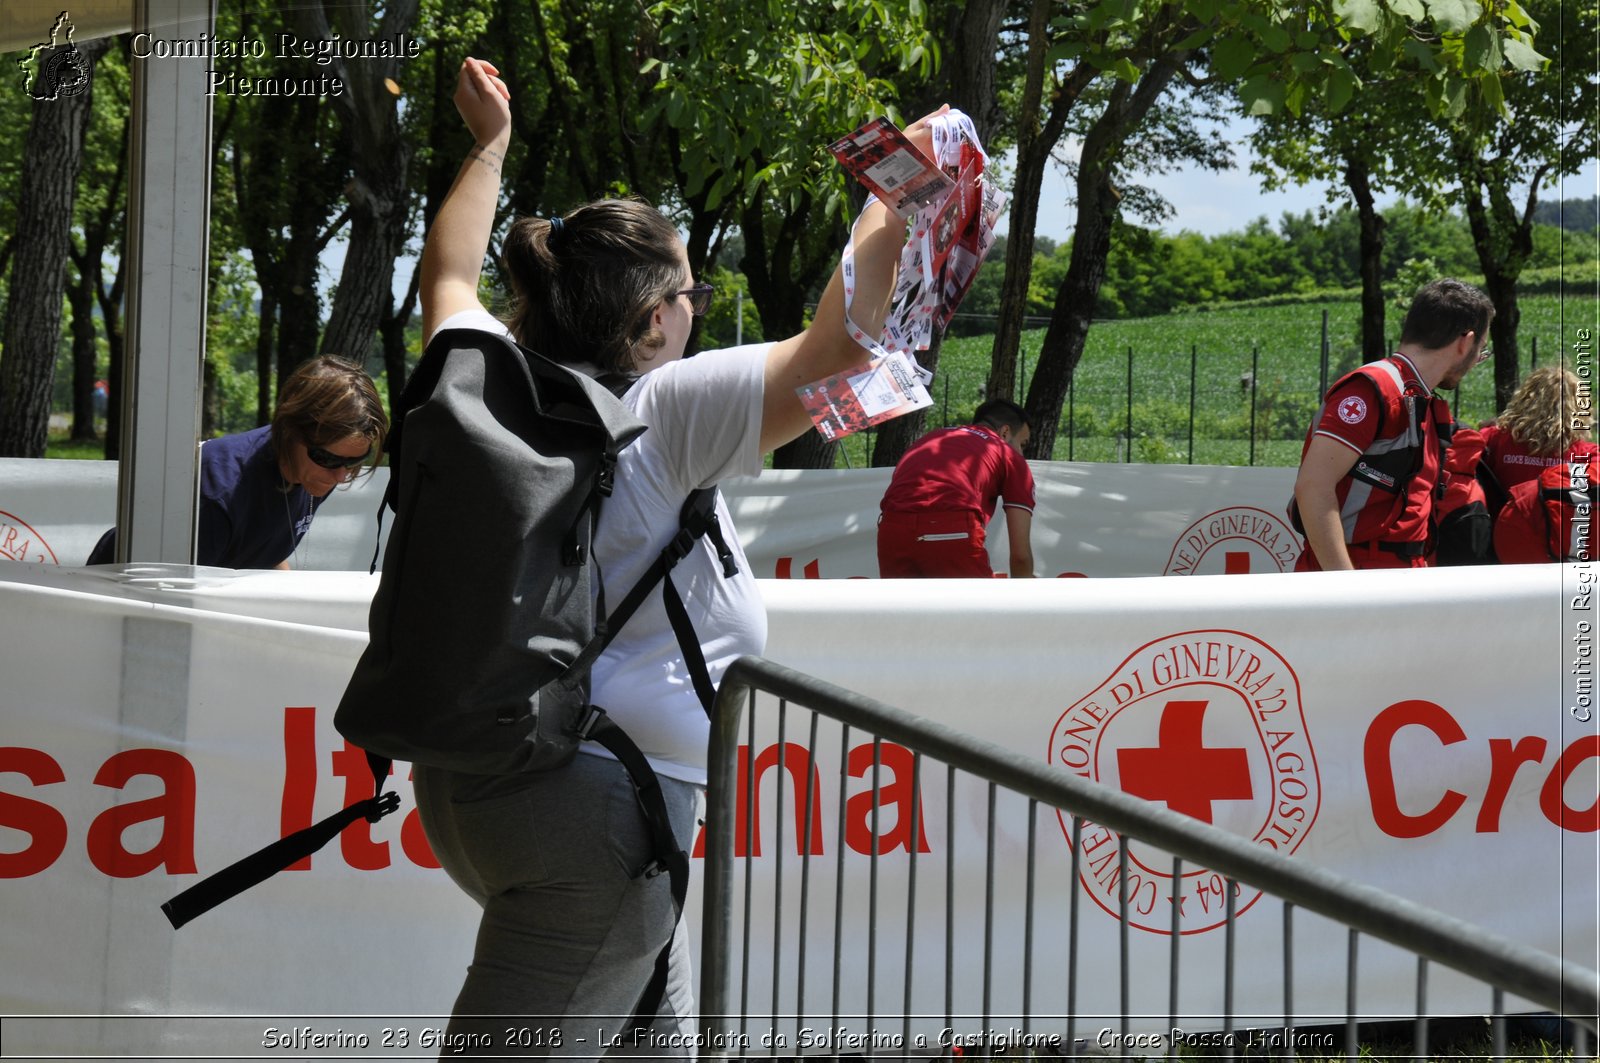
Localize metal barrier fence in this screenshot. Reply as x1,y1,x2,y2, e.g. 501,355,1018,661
698,656,1600,1059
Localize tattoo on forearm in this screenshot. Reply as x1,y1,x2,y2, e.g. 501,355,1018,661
466,146,502,174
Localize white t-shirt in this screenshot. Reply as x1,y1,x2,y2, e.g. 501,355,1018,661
432,309,768,783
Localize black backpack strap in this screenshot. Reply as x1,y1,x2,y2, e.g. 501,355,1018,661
560,486,737,709
161,751,398,928
569,488,737,1032
577,705,692,1036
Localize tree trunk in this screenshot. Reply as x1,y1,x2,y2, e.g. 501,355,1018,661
0,36,111,457
1456,136,1539,412
255,292,276,426
319,162,411,366
381,267,419,417
1481,272,1521,410
67,262,99,441
299,0,418,369
989,22,1095,402
97,250,124,460
202,355,221,437
1022,58,1182,459
1345,156,1387,363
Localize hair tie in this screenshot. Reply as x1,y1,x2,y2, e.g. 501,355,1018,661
549,216,564,237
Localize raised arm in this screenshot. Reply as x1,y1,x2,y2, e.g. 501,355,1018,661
758,106,949,454
420,58,512,341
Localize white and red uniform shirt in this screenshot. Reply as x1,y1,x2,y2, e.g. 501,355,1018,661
1300,354,1449,547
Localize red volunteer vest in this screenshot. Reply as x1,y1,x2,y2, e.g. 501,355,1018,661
1295,357,1452,546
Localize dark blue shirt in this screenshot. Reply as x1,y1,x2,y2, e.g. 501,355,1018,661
86,426,326,568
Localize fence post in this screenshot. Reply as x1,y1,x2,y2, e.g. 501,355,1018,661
735,289,743,347
1068,372,1075,463
1189,343,1197,464
1532,335,1539,371
1126,346,1134,454
1250,346,1259,467
1320,310,1330,395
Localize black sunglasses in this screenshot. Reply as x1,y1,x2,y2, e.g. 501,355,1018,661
306,443,370,470
675,282,715,317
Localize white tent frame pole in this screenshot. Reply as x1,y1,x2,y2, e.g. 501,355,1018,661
115,0,216,563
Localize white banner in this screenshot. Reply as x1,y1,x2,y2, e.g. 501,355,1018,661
1,561,1594,1058
2,457,1301,579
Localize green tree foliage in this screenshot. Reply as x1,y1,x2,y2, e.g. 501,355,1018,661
642,0,938,468
1442,0,1597,409
998,0,1547,458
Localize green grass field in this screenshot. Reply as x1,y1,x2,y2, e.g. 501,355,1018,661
827,291,1597,468
48,291,1598,467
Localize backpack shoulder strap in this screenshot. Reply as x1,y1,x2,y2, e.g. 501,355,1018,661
561,486,737,715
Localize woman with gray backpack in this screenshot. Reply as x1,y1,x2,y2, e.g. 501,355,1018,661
392,57,938,1055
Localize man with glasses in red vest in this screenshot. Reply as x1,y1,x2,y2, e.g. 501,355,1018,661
1291,278,1495,571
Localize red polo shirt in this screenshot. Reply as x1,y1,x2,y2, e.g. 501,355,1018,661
880,424,1036,521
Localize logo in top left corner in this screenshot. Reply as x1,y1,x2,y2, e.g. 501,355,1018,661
18,11,92,101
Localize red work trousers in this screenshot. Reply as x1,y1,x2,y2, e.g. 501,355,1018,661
877,510,995,578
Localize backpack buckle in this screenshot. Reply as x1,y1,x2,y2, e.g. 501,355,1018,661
638,858,666,879
597,453,618,497
662,527,696,565
576,705,607,740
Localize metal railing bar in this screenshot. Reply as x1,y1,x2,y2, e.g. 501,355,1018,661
1067,814,1083,1059
740,690,756,1039
983,781,997,1059
867,738,882,1039
1024,800,1038,1030
1119,837,1130,1048
944,766,955,1057
1168,856,1181,1063
796,710,819,1042
1284,902,1296,1061
768,700,786,1055
903,751,923,1058
1223,878,1237,1045
830,722,849,1037
700,683,745,1040
1345,929,1358,1062
739,694,760,1039
1492,989,1506,1059
710,657,1600,1023
1414,956,1428,1060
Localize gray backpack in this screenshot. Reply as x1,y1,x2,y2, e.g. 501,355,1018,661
163,329,736,954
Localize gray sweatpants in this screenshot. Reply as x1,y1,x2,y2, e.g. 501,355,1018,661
413,752,701,1059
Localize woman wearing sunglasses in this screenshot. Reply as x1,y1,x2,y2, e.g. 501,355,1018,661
410,56,936,1054
86,356,386,569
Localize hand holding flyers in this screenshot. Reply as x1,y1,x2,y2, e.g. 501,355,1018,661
798,110,1007,441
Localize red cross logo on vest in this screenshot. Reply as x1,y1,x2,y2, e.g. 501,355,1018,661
1049,630,1320,934
1338,395,1368,424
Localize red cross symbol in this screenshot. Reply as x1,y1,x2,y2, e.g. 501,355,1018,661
1117,699,1253,823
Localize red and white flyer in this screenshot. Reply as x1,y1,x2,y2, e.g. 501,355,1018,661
797,111,1007,440
798,352,934,442
828,117,955,220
